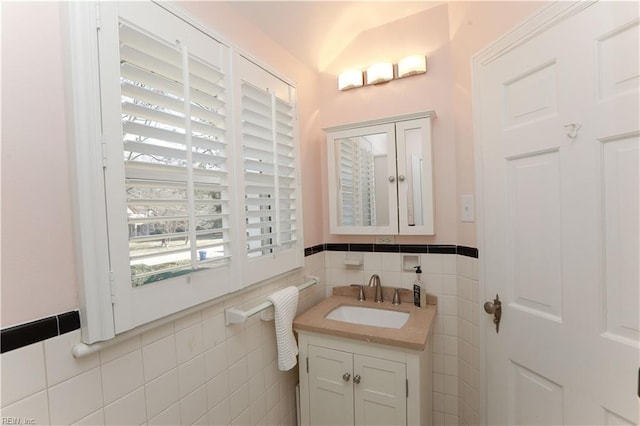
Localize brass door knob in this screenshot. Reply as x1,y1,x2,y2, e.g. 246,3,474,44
484,294,502,333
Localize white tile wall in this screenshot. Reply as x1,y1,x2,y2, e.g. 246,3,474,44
1,391,50,425
72,408,104,426
103,387,146,425
457,255,480,426
1,342,47,407
1,251,483,426
101,349,144,405
0,252,326,426
48,368,103,425
324,250,461,426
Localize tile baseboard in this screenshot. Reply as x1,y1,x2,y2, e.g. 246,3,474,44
305,243,478,258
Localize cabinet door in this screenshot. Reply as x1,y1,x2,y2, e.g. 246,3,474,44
395,118,434,235
354,354,407,426
326,124,398,235
308,345,354,425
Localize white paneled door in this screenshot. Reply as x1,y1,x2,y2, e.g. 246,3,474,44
475,2,639,425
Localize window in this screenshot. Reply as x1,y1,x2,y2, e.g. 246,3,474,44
64,1,302,342
119,22,231,285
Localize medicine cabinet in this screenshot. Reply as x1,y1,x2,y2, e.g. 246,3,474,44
325,112,435,235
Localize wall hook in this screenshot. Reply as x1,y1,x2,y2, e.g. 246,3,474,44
563,123,582,139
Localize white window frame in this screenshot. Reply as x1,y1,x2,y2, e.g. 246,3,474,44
62,1,303,343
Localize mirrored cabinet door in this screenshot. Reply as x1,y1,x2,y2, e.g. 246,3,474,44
326,112,435,235
327,123,398,235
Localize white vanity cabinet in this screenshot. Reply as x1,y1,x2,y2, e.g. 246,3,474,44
325,111,436,235
298,331,432,426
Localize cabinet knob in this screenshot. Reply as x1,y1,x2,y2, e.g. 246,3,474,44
398,175,405,182
342,372,351,382
353,374,361,384
388,176,396,183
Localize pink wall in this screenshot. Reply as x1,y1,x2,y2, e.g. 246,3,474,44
317,2,545,246
0,1,323,328
318,5,458,245
1,2,79,327
1,1,545,328
448,1,545,247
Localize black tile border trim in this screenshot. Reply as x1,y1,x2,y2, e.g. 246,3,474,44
1,310,80,354
2,244,478,354
304,243,478,258
457,245,479,258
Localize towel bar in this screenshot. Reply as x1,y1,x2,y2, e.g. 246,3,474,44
72,275,319,358
224,276,318,325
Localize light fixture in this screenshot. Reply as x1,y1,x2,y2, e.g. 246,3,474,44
338,69,364,91
337,55,427,91
397,55,427,78
365,63,394,85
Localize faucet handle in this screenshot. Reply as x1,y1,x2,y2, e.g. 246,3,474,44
392,288,401,305
350,284,366,301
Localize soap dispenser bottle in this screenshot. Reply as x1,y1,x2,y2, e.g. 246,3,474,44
413,266,426,308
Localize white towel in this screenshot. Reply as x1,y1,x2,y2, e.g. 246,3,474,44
264,286,299,371
260,305,275,321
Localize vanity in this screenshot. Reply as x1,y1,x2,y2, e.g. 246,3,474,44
294,287,436,426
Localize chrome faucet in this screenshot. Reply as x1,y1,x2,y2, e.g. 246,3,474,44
368,274,383,303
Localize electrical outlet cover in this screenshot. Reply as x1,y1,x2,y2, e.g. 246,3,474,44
375,235,395,244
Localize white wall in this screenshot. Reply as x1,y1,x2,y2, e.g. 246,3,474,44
324,250,480,425
1,249,482,426
0,254,326,425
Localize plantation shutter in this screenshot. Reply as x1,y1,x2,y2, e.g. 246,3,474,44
241,81,298,256
75,1,307,338
237,56,302,283
119,22,231,287
99,1,237,333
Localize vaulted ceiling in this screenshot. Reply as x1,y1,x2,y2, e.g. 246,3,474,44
227,1,444,71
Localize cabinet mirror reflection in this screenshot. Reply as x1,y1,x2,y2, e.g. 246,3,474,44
335,131,389,227
326,113,435,235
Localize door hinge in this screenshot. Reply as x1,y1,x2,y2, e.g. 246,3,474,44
95,3,101,30
306,357,309,374
101,135,108,168
406,379,409,398
109,271,116,304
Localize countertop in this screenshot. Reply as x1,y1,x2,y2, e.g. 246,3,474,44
293,286,437,351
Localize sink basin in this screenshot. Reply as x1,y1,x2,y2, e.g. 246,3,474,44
325,305,409,329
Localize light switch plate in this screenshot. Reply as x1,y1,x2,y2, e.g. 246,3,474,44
461,195,475,222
